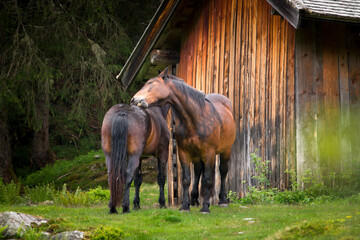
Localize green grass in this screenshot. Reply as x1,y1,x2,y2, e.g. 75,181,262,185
21,150,108,191
1,184,359,239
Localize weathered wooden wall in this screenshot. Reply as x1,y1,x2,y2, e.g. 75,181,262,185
177,0,296,196
296,20,360,184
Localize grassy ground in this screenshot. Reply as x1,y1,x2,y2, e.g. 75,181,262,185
1,183,359,239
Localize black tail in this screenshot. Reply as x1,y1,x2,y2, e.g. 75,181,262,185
110,112,128,207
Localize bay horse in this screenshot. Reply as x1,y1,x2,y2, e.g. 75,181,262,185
101,103,169,213
131,68,236,213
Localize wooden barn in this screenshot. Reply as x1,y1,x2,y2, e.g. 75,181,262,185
117,0,360,204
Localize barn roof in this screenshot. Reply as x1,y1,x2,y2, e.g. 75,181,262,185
267,0,360,28
117,0,360,90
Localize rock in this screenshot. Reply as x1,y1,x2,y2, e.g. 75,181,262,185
0,211,48,237
52,231,84,240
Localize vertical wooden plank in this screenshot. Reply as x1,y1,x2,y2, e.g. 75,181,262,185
321,22,341,178
279,19,286,189
254,0,262,164
249,0,257,188
227,0,238,192
213,0,222,94
259,3,268,177
285,25,296,188
346,24,360,171
243,0,251,188
195,4,204,90
296,21,318,188
218,0,228,96
201,0,209,92
338,24,351,171
167,109,174,206
235,0,243,192
206,0,215,94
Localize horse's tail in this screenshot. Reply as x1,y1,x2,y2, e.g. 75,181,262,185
110,112,128,207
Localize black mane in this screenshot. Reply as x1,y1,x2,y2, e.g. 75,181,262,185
163,74,206,109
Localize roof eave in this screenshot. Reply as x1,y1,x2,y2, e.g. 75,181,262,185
116,0,180,91
267,0,302,29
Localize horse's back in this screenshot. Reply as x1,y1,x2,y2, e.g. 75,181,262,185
101,104,149,155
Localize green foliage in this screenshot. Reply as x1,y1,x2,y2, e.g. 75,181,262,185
19,227,47,240
0,0,165,177
57,184,91,207
90,226,127,240
22,150,106,189
152,211,182,224
0,180,21,205
24,183,58,204
87,186,110,204
251,149,271,189
267,221,335,240
0,225,7,239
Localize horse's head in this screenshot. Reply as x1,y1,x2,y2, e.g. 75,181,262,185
131,68,171,108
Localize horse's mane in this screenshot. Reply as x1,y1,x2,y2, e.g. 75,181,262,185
162,74,206,109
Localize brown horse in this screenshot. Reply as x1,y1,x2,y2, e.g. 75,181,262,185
131,68,236,213
101,103,169,213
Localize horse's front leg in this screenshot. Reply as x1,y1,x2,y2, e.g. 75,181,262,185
191,161,203,206
133,161,142,210
157,145,168,208
122,154,141,213
200,151,216,213
178,150,191,212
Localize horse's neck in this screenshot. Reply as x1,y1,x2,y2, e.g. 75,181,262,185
169,84,203,131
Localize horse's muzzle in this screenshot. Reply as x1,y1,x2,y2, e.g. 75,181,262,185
130,97,149,108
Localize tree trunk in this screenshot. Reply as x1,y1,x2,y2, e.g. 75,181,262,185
32,79,54,168
0,106,16,183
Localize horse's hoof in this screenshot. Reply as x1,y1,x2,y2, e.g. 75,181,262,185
160,204,167,209
133,206,141,211
200,209,210,214
122,207,131,214
200,206,210,213
108,208,118,214
218,203,229,207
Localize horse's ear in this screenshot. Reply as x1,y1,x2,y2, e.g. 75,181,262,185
159,67,169,76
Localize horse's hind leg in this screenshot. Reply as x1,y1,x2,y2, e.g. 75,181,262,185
122,153,141,213
218,152,230,206
157,154,167,208
133,161,142,210
105,153,118,214
191,161,203,206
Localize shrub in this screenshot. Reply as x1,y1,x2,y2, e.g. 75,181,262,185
86,186,110,204
23,183,58,203
0,180,22,204
90,226,127,240
251,149,270,190
57,184,91,207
